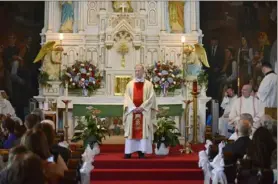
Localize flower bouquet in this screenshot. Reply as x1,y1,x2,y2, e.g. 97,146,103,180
145,61,183,96
61,61,102,96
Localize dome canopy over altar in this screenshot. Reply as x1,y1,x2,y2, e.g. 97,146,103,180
36,1,211,142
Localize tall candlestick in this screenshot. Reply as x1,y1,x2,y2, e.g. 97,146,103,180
193,80,198,93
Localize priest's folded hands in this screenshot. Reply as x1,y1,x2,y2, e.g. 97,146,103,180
133,107,144,113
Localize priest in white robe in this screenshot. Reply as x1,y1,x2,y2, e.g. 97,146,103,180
229,84,264,129
0,90,16,117
257,62,277,108
218,87,238,138
123,64,157,159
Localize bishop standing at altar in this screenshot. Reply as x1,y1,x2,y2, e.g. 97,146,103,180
123,64,157,159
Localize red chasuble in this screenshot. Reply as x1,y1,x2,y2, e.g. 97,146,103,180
132,82,144,139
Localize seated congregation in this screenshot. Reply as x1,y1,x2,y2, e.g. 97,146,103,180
199,92,277,183
0,108,84,184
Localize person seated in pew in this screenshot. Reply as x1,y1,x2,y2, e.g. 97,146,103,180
24,114,40,131
229,113,254,141
20,129,65,184
222,118,252,167
34,122,70,167
1,118,18,149
236,127,276,184
0,145,45,184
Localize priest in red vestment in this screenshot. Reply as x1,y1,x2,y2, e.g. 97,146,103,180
123,64,157,159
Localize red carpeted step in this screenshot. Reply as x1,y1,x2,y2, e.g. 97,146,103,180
99,144,205,153
91,180,204,184
91,168,203,180
94,153,199,169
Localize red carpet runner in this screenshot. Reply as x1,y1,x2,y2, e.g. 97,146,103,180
90,144,204,184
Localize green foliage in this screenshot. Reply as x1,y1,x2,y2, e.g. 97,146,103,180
38,71,50,86
153,117,181,149
71,108,109,145
197,69,208,87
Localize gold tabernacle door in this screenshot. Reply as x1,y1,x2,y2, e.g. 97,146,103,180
114,75,132,96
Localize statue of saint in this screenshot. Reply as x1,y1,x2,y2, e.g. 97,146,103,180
34,41,64,81
60,1,74,33
112,1,133,12
168,1,185,33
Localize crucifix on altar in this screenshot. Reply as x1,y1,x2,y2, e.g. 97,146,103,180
120,2,128,13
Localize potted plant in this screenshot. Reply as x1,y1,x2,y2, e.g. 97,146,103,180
71,107,109,154
197,69,208,96
153,117,181,155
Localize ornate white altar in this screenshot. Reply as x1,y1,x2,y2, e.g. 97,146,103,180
35,1,211,143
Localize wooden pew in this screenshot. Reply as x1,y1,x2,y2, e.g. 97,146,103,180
0,149,9,162
265,107,277,120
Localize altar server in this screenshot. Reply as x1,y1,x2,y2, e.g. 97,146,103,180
123,64,157,159
257,62,277,108
229,84,264,129
218,87,238,138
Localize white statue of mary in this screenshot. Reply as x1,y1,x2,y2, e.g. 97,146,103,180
60,1,74,33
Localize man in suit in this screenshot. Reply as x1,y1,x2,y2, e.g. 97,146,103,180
223,115,252,165
206,37,224,101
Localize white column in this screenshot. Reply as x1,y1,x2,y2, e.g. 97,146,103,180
190,0,198,32
185,1,191,33
46,1,54,33
78,1,85,33
140,1,145,11
160,2,166,32
196,1,200,31
99,1,106,11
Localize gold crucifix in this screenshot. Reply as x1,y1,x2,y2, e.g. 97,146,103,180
117,41,129,68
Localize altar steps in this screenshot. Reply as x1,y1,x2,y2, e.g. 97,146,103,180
90,144,204,184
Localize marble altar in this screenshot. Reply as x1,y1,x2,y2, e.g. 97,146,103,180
34,1,211,143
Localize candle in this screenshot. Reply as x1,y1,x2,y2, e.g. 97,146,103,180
193,80,198,93
59,33,64,41
181,36,186,43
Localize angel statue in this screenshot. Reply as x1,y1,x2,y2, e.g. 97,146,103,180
33,41,64,81
182,44,210,79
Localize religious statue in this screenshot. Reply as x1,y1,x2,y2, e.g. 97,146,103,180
60,1,74,33
34,41,64,81
112,1,133,13
168,1,185,33
182,44,210,79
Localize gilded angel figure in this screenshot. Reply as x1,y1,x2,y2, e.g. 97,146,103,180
182,43,210,78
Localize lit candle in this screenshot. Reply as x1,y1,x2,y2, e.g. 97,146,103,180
193,80,198,93
59,33,64,41
181,36,186,43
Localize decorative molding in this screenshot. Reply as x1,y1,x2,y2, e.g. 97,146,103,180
87,1,98,26
148,1,157,26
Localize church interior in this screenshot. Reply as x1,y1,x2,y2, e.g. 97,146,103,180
0,1,277,184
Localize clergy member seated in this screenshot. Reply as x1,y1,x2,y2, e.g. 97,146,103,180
218,87,238,138
228,84,264,129
0,90,16,118
123,64,157,159
257,62,277,108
